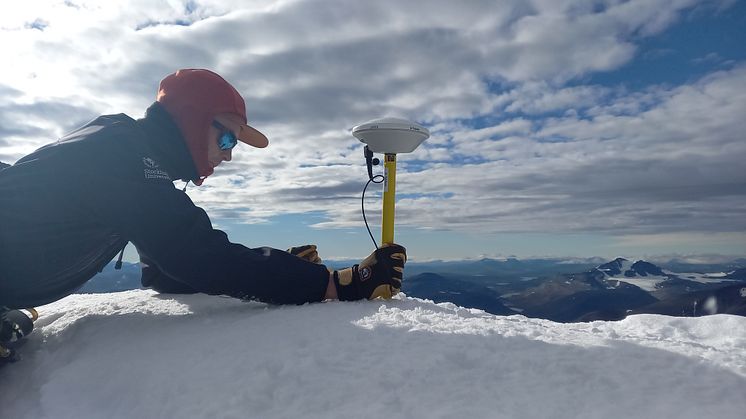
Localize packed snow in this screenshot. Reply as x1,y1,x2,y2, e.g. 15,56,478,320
607,271,738,291
674,271,739,284
607,275,668,292
2,290,745,419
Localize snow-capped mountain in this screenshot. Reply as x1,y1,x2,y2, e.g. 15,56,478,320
494,257,746,322
595,258,671,292
594,257,743,293
596,258,665,277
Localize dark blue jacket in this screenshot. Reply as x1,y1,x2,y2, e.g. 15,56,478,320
0,103,329,308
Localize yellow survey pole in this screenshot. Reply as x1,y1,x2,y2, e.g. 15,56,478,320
381,153,397,245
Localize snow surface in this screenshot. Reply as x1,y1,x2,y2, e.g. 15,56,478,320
2,290,746,419
674,271,739,284
607,275,668,292
607,270,738,291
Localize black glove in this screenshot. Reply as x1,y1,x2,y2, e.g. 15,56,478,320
287,244,322,264
333,244,406,301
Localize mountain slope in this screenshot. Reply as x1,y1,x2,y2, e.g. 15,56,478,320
527,284,658,322
403,272,517,315
2,290,745,419
76,261,143,293
631,283,746,317
498,258,746,321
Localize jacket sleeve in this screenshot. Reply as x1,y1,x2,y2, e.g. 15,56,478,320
93,178,331,305
139,254,199,294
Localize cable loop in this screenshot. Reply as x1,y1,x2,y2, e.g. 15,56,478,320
362,174,385,249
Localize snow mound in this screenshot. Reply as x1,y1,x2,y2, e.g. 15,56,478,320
2,290,745,419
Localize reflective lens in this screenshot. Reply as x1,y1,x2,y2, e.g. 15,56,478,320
212,120,238,150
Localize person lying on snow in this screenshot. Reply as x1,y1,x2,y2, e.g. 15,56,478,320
0,69,406,358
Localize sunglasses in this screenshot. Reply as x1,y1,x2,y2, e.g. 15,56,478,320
212,120,239,151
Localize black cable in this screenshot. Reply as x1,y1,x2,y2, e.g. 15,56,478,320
362,174,385,250
114,242,127,270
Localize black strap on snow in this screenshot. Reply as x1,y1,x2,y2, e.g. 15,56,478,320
114,242,127,270
0,308,36,345
1,308,38,365
1,307,37,363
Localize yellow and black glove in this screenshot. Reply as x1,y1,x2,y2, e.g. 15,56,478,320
332,244,406,301
287,244,322,264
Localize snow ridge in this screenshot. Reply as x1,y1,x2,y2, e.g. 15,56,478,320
2,290,745,419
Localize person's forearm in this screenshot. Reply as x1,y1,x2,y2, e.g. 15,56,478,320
190,247,331,305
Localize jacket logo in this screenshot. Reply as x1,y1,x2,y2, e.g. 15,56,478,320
142,156,170,180
360,266,372,282
143,157,159,168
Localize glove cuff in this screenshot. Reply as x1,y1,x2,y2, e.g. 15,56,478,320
333,266,362,301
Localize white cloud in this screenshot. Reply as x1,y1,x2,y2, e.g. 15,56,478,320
1,0,742,241
503,83,612,115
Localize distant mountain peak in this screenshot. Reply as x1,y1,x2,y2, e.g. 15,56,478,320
597,258,632,276
596,258,664,278
629,260,665,277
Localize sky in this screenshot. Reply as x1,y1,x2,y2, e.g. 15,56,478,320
1,0,745,262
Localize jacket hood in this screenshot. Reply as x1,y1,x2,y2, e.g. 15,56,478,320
137,102,199,183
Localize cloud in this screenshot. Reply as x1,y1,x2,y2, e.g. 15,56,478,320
502,83,612,115
0,0,742,241
409,65,746,234
0,84,99,160
287,64,745,236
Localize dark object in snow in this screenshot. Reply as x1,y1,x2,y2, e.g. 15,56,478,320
1,307,37,365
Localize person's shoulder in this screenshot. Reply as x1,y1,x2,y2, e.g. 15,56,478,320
97,113,139,129
97,114,136,134
61,113,139,143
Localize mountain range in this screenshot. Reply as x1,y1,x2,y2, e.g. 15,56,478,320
79,256,746,323
402,257,746,322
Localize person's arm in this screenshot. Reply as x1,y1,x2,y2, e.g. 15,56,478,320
95,179,330,304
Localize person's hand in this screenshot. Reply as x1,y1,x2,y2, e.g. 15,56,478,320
332,244,406,301
287,244,322,264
